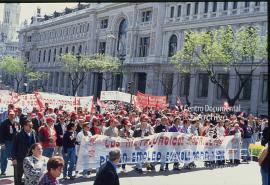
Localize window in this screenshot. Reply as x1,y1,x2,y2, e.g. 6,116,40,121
27,36,31,42
239,74,252,100
223,2,228,10
233,2,237,9
100,19,108,29
87,23,90,32
177,5,182,17
186,4,191,16
180,74,190,96
194,2,199,15
59,48,62,56
168,34,177,57
216,74,229,99
162,73,174,95
48,49,51,62
170,6,174,18
43,50,46,62
65,47,69,53
141,10,152,22
71,46,75,55
204,2,209,13
73,27,75,34
198,74,209,97
255,2,260,6
245,1,250,8
80,25,83,33
38,50,41,62
78,45,82,54
212,1,217,12
139,37,150,57
262,74,268,102
98,42,106,54
53,48,56,62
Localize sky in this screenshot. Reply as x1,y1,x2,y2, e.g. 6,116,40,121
0,3,79,25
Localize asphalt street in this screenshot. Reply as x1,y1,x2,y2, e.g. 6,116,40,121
0,161,262,185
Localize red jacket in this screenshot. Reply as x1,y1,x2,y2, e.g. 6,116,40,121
38,125,57,148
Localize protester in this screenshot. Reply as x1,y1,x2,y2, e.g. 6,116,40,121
38,156,64,185
104,117,119,137
23,143,49,185
0,104,14,123
241,119,254,162
62,123,77,180
54,114,66,156
38,117,57,158
76,122,92,178
11,119,37,185
93,148,120,185
0,110,19,176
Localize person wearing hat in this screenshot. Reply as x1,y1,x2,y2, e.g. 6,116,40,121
0,110,20,176
38,116,57,158
11,119,37,185
104,118,119,137
76,122,92,178
54,114,67,156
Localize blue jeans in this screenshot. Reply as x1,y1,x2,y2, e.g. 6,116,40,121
63,147,76,177
43,148,55,158
1,140,13,173
261,168,268,185
242,137,252,160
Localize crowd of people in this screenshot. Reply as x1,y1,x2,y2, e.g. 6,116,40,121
0,102,269,185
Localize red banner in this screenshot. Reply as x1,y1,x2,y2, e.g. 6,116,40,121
136,92,167,108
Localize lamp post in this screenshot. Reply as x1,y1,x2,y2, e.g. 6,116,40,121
127,81,133,109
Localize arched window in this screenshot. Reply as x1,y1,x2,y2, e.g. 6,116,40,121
72,46,75,55
168,34,177,57
65,46,69,53
48,49,51,62
38,50,41,62
118,19,128,55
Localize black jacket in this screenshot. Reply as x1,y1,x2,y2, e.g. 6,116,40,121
0,119,19,144
11,130,37,161
261,126,269,146
62,131,76,153
155,124,167,133
54,122,65,147
94,161,119,185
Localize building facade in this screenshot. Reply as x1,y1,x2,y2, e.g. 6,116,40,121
18,2,268,115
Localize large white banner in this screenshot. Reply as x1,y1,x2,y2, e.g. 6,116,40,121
100,91,135,104
76,133,241,170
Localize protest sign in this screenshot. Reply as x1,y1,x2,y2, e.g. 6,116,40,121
76,132,241,170
100,91,135,104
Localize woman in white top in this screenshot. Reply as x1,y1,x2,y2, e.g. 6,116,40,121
23,143,49,185
76,122,92,178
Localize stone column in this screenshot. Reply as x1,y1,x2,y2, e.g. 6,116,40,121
171,73,179,105
88,14,97,55
249,73,260,114
228,70,237,101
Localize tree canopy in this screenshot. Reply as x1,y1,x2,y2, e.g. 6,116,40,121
171,25,267,106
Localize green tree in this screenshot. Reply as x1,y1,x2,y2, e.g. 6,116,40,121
59,53,120,95
171,26,267,106
26,71,48,92
0,56,29,92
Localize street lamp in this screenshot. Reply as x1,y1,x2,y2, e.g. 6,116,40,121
107,34,125,92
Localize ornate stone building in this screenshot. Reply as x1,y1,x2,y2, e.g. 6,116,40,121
18,2,268,115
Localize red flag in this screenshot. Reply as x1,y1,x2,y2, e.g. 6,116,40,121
34,92,45,110
176,96,184,109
